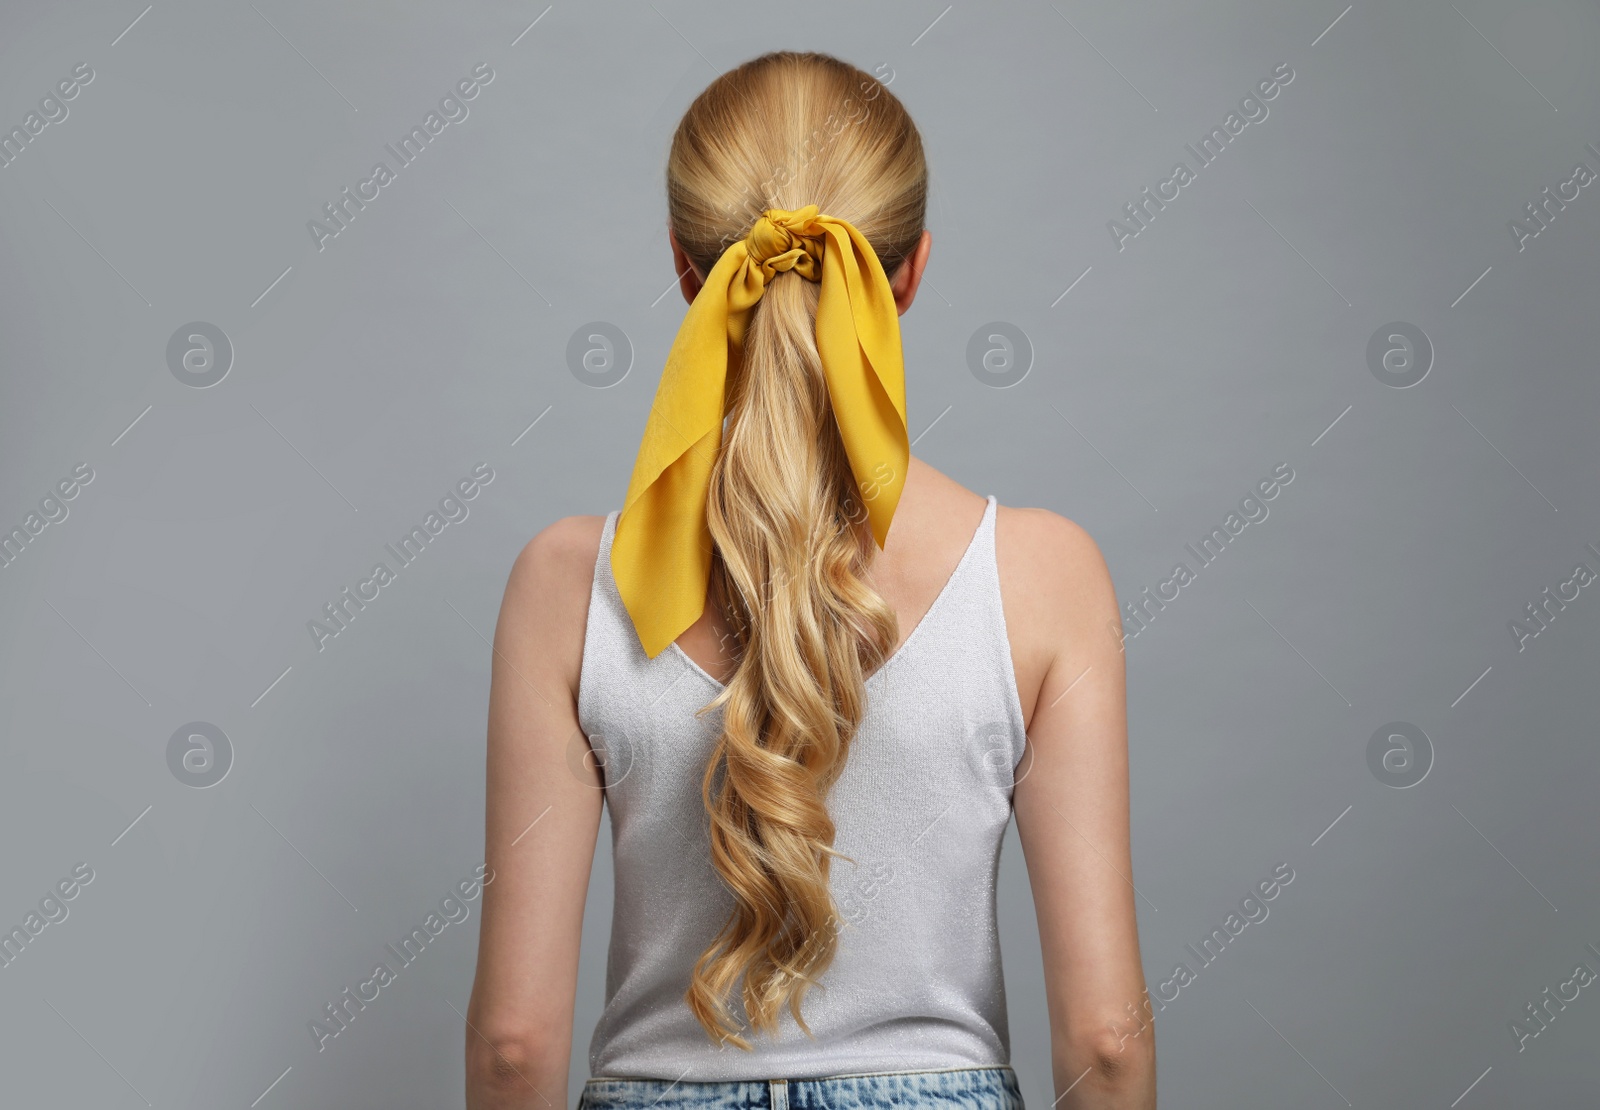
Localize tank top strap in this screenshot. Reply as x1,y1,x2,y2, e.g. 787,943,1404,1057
896,493,1028,773
977,494,1030,770
577,509,657,725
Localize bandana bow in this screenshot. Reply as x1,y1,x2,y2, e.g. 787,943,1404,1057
611,205,910,659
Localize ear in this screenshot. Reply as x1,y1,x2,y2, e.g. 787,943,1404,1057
668,225,705,304
888,229,933,316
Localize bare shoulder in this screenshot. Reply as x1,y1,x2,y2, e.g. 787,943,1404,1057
497,514,609,694
994,505,1116,615
507,513,607,588
992,503,1120,728
900,456,1115,620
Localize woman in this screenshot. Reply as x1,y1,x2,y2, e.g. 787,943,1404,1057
466,51,1154,1110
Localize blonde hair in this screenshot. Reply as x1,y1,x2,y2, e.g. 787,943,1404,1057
665,51,928,1049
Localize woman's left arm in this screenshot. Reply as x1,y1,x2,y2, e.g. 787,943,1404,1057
1007,511,1156,1108
466,516,607,1110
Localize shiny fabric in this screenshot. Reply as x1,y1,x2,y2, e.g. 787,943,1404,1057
610,205,910,659
578,495,1030,1080
577,1065,1026,1110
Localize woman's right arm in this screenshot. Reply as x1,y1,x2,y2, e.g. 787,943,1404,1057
1008,511,1156,1107
465,516,608,1110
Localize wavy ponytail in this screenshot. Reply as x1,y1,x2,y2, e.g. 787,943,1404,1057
664,51,928,1049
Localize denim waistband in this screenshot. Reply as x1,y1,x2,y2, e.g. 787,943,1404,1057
579,1065,1024,1109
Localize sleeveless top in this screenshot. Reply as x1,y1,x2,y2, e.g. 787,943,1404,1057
577,493,1029,1080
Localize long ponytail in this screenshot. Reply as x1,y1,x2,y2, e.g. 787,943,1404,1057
664,51,928,1048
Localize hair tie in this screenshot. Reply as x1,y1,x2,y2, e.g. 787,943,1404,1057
611,205,910,659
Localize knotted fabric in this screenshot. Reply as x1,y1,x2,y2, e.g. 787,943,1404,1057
611,205,910,659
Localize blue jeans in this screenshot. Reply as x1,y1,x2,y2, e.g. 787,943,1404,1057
576,1065,1025,1109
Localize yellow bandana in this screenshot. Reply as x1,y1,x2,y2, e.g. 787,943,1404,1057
611,205,909,659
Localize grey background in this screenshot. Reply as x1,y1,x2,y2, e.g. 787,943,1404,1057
1,1,1596,1107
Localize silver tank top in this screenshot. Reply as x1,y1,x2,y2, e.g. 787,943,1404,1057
578,493,1029,1080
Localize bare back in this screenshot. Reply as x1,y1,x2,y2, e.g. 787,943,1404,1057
608,455,1068,733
